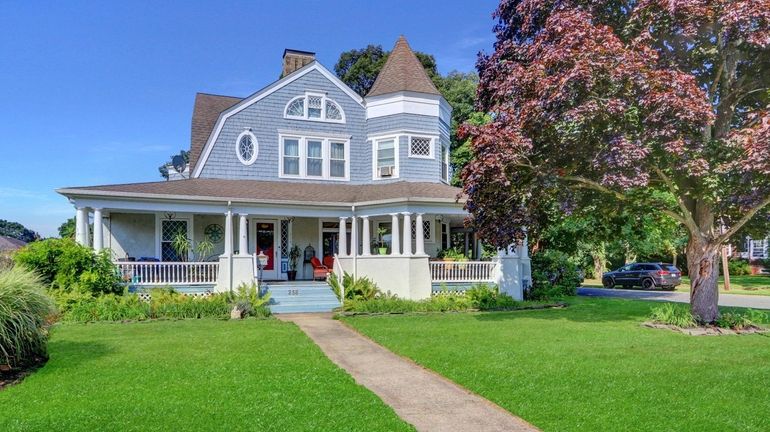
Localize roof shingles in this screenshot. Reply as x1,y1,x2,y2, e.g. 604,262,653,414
59,179,465,206
367,36,441,97
189,93,242,172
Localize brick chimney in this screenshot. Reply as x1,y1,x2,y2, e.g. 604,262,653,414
282,49,315,77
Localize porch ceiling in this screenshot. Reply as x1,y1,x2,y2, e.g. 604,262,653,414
58,179,466,208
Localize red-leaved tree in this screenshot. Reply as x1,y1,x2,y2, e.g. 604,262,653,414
462,0,770,322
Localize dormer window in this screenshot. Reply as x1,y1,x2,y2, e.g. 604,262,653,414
284,93,345,123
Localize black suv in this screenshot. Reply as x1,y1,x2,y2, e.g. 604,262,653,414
602,263,682,290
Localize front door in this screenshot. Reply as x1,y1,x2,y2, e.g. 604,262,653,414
253,220,279,280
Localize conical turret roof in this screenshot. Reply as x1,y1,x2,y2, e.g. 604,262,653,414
367,36,441,97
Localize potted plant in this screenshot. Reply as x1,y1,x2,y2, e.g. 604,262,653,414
287,244,301,280
376,227,388,255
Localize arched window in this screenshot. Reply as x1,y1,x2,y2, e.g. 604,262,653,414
283,93,345,123
325,100,342,120
236,130,258,165
285,97,305,117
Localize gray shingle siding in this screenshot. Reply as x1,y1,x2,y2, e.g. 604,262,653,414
198,69,446,185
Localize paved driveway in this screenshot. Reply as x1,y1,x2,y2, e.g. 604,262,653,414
578,287,770,310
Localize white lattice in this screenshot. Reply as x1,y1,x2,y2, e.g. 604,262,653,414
410,137,432,157
411,219,432,240
308,96,322,118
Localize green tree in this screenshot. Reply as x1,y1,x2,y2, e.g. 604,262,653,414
334,45,440,97
58,217,76,239
0,219,39,243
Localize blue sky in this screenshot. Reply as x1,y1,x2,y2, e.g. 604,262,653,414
0,0,498,237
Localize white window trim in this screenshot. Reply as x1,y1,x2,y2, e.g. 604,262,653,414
318,219,352,258
154,213,193,262
371,135,401,180
192,63,363,178
279,134,350,181
440,141,450,184
283,91,346,124
407,135,435,159
235,130,258,165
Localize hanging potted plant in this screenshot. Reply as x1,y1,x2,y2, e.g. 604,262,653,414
376,227,388,255
287,244,301,281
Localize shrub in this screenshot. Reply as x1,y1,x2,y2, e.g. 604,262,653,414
13,238,121,294
715,309,767,330
0,267,55,369
230,282,272,318
727,259,751,276
528,250,582,300
343,284,524,314
329,272,381,301
649,303,697,328
59,284,272,322
66,293,151,322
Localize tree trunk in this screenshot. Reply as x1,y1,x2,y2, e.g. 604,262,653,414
686,238,720,323
593,255,605,279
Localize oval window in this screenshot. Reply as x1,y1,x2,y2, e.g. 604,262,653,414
236,131,258,165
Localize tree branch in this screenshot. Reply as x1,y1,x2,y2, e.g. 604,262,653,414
652,167,702,237
560,175,627,201
717,195,770,244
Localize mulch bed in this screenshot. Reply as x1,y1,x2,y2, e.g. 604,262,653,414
643,322,768,336
0,356,47,391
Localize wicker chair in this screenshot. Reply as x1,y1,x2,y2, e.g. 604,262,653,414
310,257,331,280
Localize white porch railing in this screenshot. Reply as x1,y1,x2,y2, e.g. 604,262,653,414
430,261,498,283
115,262,219,286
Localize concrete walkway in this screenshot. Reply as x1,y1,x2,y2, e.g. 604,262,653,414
280,313,539,432
578,287,770,309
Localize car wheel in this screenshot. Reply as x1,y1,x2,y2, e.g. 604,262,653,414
602,278,615,289
642,278,655,290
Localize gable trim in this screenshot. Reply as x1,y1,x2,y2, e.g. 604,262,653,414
192,62,364,178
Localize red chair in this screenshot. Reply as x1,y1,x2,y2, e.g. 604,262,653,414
323,255,335,270
310,257,331,281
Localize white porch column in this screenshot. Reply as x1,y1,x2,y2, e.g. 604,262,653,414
238,214,248,256
390,213,401,255
415,213,425,255
75,207,88,246
223,210,233,257
338,217,348,256
402,212,412,256
92,208,103,252
361,216,371,256
350,215,358,256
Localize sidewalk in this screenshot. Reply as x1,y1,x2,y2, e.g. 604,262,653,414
280,313,539,432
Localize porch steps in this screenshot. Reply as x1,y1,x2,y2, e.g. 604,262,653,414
266,281,341,314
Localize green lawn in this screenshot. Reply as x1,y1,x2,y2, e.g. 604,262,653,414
0,319,413,432
343,298,770,432
584,275,770,296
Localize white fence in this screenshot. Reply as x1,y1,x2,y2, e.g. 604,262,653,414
115,262,219,286
430,261,498,283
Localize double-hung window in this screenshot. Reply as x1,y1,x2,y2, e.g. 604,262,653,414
306,139,323,177
374,138,397,179
282,138,300,176
329,142,346,179
280,135,349,180
440,142,449,183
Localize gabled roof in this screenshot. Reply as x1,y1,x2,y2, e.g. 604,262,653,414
189,93,243,173
57,179,465,206
367,36,441,98
191,61,364,178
